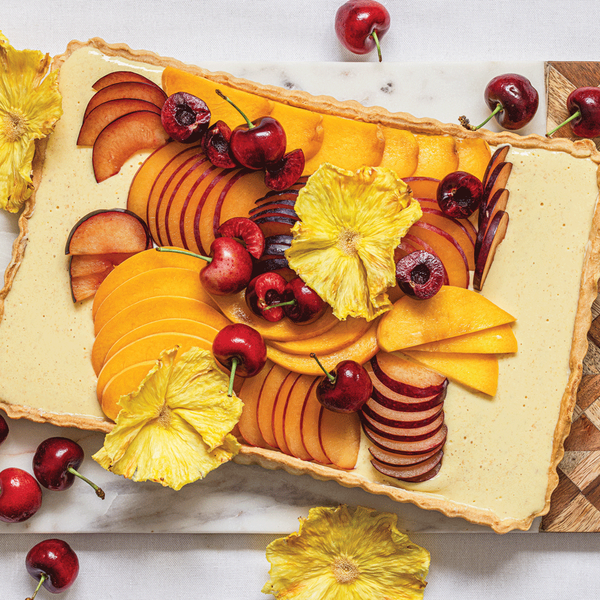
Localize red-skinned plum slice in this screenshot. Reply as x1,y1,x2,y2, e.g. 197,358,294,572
475,188,509,256
92,71,161,91
370,353,448,398
369,444,441,466
482,145,511,189
84,81,167,119
65,209,152,255
473,210,509,291
202,120,238,168
360,411,445,442
364,423,448,455
370,375,447,412
371,450,443,481
481,161,512,217
361,397,444,428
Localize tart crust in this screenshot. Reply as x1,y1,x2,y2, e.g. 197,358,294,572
1,38,600,533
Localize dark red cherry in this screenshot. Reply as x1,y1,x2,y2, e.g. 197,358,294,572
396,250,444,299
281,277,327,324
547,87,600,139
437,171,483,219
161,92,211,143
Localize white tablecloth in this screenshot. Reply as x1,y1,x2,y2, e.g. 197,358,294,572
2,1,600,598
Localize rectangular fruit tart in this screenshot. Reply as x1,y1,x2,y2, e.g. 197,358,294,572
1,37,599,533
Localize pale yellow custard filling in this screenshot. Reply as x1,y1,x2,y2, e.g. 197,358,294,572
0,46,598,528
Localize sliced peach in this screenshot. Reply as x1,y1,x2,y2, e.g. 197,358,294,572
303,115,385,175
377,286,516,352
100,360,155,421
412,135,458,179
282,375,317,461
256,364,290,449
407,221,469,288
319,409,361,469
408,323,517,354
97,333,213,400
78,98,161,146
268,317,371,356
403,176,439,200
102,318,219,370
269,102,324,160
162,67,273,129
401,350,499,396
272,372,301,455
215,170,270,226
93,71,161,91
92,247,204,314
266,321,378,375
210,289,339,342
455,137,491,182
145,146,207,243
84,81,167,119
92,296,229,374
417,199,477,244
301,386,330,464
237,361,275,448
127,142,194,220
379,128,419,178
93,111,170,183
93,267,219,333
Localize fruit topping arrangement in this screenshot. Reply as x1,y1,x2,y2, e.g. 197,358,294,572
64,63,528,488
335,1,391,62
459,73,539,132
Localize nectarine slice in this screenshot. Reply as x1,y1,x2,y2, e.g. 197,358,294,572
301,385,330,464
303,115,385,175
162,67,273,129
145,145,207,243
78,98,161,146
93,267,219,333
84,81,167,119
282,375,317,461
92,111,170,183
377,286,516,352
127,142,194,220
92,247,204,314
216,170,271,226
93,71,161,91
256,364,290,449
101,318,220,371
272,372,301,455
93,295,229,374
210,289,339,342
403,177,439,200
319,409,361,470
100,360,155,421
379,128,419,178
269,102,324,160
238,361,275,448
402,350,499,396
408,323,517,354
267,321,379,375
268,317,371,356
412,135,458,179
97,333,213,400
455,137,491,182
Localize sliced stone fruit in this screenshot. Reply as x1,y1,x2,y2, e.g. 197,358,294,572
92,71,161,92
371,450,444,482
238,361,275,448
92,111,170,183
268,102,324,160
455,137,491,181
283,375,317,461
256,364,291,449
84,81,167,119
412,135,458,179
319,408,361,469
473,210,510,292
301,385,330,464
379,128,419,178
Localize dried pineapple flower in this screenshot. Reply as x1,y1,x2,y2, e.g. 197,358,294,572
93,346,242,491
263,505,430,600
0,31,62,212
286,164,421,322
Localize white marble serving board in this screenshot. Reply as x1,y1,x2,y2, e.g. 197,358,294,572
0,61,545,534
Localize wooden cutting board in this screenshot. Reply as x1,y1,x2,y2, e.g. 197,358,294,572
541,62,600,531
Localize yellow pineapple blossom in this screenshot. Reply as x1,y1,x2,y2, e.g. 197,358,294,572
286,164,421,322
0,31,62,212
93,346,242,490
263,505,430,600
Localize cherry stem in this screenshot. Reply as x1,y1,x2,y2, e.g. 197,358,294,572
546,110,581,137
263,299,297,310
462,102,504,131
67,466,106,499
310,353,335,384
228,357,238,397
27,574,47,600
371,30,383,62
155,246,211,264
215,89,254,130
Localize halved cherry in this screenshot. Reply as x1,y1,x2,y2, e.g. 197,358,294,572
217,217,265,260
161,92,211,144
202,120,238,168
264,149,305,191
395,250,445,300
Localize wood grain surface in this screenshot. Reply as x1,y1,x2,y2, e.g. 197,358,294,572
542,62,600,531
